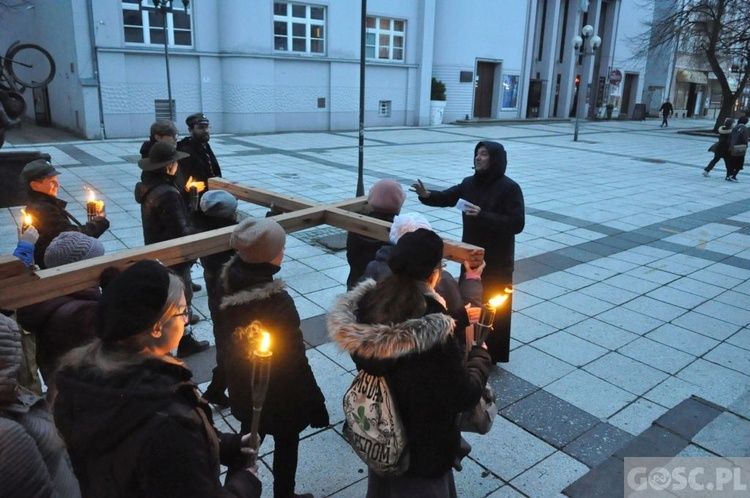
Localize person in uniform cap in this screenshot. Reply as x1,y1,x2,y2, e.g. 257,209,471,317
134,141,209,357
21,159,110,268
217,217,328,498
177,112,221,202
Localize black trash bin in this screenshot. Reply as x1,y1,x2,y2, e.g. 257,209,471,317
0,151,52,208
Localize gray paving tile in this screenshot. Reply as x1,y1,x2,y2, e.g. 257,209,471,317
284,271,341,294
654,396,724,441
562,456,624,498
645,323,720,357
703,343,750,376
603,273,662,294
546,370,636,419
564,318,640,350
617,337,695,375
522,301,588,329
563,423,633,468
485,485,528,497
614,425,689,459
501,390,600,448
584,353,669,396
728,389,750,420
513,279,569,300
676,359,750,407
691,300,750,327
489,368,539,411
510,451,588,498
502,346,576,387
464,417,556,482
595,307,664,336
671,311,742,341
549,291,616,317
535,271,595,291
531,332,608,367
622,295,687,322
608,398,669,436
693,412,750,457
510,313,558,343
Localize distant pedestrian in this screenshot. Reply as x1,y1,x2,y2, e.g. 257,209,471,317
412,141,525,364
659,101,673,127
726,116,748,182
21,159,110,268
219,218,328,498
346,179,406,289
703,118,734,176
328,228,491,498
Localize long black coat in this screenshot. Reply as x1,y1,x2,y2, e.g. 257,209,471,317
327,281,491,478
418,141,525,278
54,352,261,498
25,190,110,268
345,210,395,289
217,258,328,435
134,171,194,245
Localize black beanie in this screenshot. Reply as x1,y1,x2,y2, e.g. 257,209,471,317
97,260,171,343
388,228,444,281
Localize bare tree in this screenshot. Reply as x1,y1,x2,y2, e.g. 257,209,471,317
630,0,749,131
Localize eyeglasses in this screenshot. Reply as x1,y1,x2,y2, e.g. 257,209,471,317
171,307,190,322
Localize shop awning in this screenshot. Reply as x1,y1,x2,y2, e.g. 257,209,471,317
677,69,708,85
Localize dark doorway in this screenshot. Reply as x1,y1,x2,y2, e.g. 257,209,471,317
686,83,697,117
621,73,635,118
527,79,542,118
474,62,497,118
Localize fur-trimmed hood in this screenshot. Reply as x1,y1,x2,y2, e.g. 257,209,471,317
220,276,286,309
327,279,455,362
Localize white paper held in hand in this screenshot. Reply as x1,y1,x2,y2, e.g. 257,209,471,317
457,198,477,213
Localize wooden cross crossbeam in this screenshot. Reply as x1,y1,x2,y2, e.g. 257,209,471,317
0,178,483,310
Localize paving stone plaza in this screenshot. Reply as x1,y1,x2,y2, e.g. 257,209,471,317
2,117,750,497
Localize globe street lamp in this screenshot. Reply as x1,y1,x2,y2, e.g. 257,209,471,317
571,24,601,142
138,0,190,121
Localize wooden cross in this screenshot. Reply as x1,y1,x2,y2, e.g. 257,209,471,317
0,178,484,310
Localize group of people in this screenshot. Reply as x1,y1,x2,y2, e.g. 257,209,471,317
3,130,526,497
703,115,749,182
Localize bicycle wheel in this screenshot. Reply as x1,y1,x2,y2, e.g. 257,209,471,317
4,44,55,88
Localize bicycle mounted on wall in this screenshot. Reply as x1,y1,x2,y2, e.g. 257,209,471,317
0,41,56,148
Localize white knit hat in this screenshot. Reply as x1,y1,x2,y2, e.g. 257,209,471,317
389,213,432,244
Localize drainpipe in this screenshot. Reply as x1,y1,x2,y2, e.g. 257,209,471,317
86,0,106,139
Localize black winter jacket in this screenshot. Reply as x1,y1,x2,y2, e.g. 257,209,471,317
134,171,194,245
346,210,395,289
176,137,221,205
217,258,328,435
327,280,491,478
53,350,261,498
25,190,110,268
16,287,100,383
418,141,525,276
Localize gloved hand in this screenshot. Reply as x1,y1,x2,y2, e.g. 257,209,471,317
20,226,39,244
309,402,330,428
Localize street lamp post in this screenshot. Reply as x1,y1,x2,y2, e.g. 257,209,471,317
572,24,601,142
138,0,190,122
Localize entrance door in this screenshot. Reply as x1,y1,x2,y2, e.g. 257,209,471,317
527,79,542,118
473,62,497,118
621,74,635,117
686,83,697,117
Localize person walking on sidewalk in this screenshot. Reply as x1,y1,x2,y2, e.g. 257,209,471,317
704,118,734,176
328,229,491,498
134,142,210,357
726,116,748,182
21,159,110,269
659,101,673,128
412,141,525,364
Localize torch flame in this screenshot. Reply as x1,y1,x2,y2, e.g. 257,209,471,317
185,176,206,192
258,332,271,354
488,294,508,309
87,188,96,202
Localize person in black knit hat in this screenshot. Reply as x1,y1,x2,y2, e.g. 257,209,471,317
52,260,262,498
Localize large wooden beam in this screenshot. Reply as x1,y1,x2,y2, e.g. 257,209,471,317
209,178,316,212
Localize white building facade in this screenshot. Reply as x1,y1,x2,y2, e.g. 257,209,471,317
1,0,647,139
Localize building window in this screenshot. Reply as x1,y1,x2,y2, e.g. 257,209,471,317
122,0,193,47
366,17,405,61
378,100,392,117
502,74,519,109
274,2,325,54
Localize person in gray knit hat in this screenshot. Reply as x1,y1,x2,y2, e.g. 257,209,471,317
0,314,81,497
217,217,328,498
43,231,105,269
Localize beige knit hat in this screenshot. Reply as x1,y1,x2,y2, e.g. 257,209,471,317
0,315,22,403
230,218,286,264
